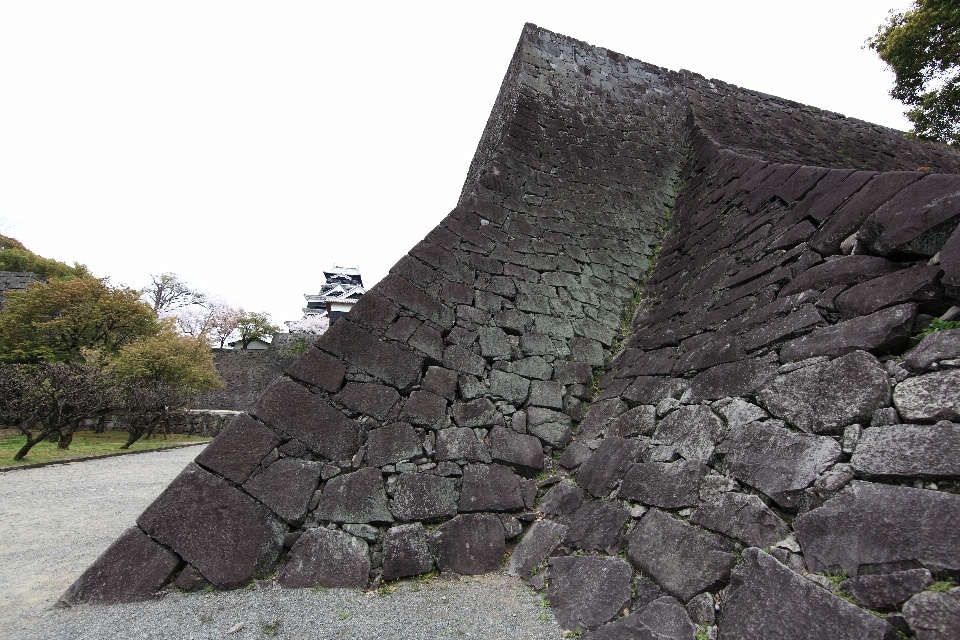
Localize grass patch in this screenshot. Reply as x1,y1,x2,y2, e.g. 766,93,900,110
917,318,960,340
0,429,212,468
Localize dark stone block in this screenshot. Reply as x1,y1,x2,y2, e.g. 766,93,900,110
528,380,563,409
794,480,960,576
756,350,891,434
526,407,572,448
779,303,917,362
585,596,695,640
741,304,826,352
348,290,399,329
490,427,544,470
841,568,933,611
435,427,489,462
674,332,746,374
195,413,282,484
459,463,525,512
720,548,891,640
547,556,633,632
569,336,606,365
399,390,447,427
836,265,945,320
172,565,209,592
716,420,840,508
605,405,656,438
422,366,459,399
60,527,181,605
442,344,487,376
409,324,444,361
278,528,369,589
808,171,920,255
508,520,567,580
365,422,422,467
578,399,628,440
451,397,500,428
894,371,960,422
619,460,709,509
562,501,630,554
251,378,365,462
538,482,585,524
554,361,593,385
626,509,735,603
682,358,778,404
851,423,960,478
284,347,346,393
391,473,458,521
651,405,723,463
690,492,791,548
138,463,286,588
376,273,455,328
478,326,512,358
338,382,400,420
577,437,647,498
441,281,473,305
557,441,592,470
860,173,960,257
382,523,433,580
781,255,902,297
902,589,960,639
902,328,960,372
489,370,530,405
313,467,393,524
622,376,686,405
242,458,323,524
318,319,423,392
428,513,504,575
942,224,960,301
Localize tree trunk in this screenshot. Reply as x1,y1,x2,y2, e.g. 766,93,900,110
94,415,106,434
13,435,39,461
57,429,74,450
120,429,141,450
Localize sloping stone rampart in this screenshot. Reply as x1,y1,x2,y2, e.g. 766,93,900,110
63,23,960,640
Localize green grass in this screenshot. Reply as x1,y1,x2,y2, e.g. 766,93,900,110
0,429,212,468
917,318,960,339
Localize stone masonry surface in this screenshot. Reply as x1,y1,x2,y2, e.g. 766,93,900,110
62,23,960,639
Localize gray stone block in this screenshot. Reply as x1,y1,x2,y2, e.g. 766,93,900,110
537,482,585,524
489,369,530,405
459,463,525,512
313,467,393,524
508,520,568,580
690,492,790,548
399,390,448,427
779,303,918,362
902,328,960,372
490,427,544,470
428,514,504,575
841,568,933,611
619,460,709,509
435,427,489,462
577,437,647,498
451,397,500,428
337,382,400,420
391,473,458,521
382,523,433,580
278,528,369,589
562,501,630,554
894,370,960,422
651,405,723,463
902,588,960,640
366,422,423,467
195,413,282,485
851,422,960,478
242,458,323,524
547,556,633,632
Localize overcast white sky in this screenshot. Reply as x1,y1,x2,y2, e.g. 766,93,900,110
0,1,914,327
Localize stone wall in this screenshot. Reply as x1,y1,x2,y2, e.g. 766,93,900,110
194,348,300,411
0,270,42,310
63,24,960,639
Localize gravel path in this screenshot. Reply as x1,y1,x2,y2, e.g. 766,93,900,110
0,445,562,640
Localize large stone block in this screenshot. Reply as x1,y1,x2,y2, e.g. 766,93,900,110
278,528,369,589
794,480,960,576
902,328,960,372
242,458,323,524
428,514,504,575
250,378,365,462
489,369,530,405
894,370,960,422
451,397,500,428
851,423,960,478
490,426,544,470
365,422,423,467
682,358,778,403
716,420,840,508
60,527,182,605
375,273,455,328
195,413,282,484
313,467,393,524
619,460,709,509
284,347,346,393
651,404,723,463
902,588,960,640
547,556,633,632
577,399,628,440
562,501,630,554
435,427,490,462
398,390,447,427
780,303,917,362
318,318,423,391
835,265,944,320
841,568,933,611
337,382,399,420
137,463,286,588
719,548,891,640
508,520,568,580
756,350,891,434
626,509,735,603
526,406,573,447
605,405,657,438
459,463,525,512
382,523,433,580
577,437,647,498
585,596,695,640
780,255,901,297
538,482,585,524
391,473,458,521
690,492,790,548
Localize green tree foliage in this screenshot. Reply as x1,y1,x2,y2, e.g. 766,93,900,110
0,234,90,280
867,0,960,145
234,311,280,349
0,278,158,363
110,322,224,392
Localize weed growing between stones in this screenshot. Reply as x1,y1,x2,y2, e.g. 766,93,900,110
927,579,958,593
261,619,281,637
916,317,960,339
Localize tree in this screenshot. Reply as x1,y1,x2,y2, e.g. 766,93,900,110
111,323,224,391
174,299,241,348
141,272,206,316
0,359,115,460
0,234,90,280
0,278,158,363
867,1,960,145
234,311,280,349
